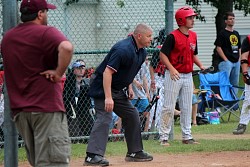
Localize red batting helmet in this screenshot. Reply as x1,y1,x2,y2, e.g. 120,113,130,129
175,6,197,26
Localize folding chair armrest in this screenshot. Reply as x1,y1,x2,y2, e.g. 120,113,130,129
232,85,244,90
230,85,245,100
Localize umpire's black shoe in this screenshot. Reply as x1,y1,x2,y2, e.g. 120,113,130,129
84,155,109,166
125,151,153,162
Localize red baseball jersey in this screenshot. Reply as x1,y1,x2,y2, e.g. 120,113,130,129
169,29,197,73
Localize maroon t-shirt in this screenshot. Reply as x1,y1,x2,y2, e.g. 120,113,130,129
1,22,68,116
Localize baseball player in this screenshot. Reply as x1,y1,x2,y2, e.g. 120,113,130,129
159,6,205,146
233,35,250,135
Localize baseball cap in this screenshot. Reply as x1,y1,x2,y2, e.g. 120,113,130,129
71,62,86,69
20,0,56,14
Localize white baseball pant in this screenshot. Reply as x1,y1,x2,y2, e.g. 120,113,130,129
159,70,193,141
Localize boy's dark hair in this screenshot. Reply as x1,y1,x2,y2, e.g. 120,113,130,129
223,12,235,20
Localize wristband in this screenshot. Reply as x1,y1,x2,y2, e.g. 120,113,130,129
243,71,248,75
243,72,250,85
241,59,248,65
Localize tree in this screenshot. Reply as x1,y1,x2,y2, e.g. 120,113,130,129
185,0,250,36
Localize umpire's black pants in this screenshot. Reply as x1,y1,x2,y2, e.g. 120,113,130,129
86,90,143,156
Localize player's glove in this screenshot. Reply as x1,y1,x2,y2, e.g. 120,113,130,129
243,72,250,85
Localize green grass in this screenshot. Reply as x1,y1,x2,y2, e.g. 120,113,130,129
73,121,250,157
177,121,237,134
104,121,250,156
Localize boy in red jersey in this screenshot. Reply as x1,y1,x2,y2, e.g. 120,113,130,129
159,6,205,146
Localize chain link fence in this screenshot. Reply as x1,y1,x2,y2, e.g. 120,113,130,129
0,0,172,145
56,0,167,143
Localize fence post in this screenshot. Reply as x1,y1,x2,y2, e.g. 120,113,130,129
165,0,174,140
2,0,19,167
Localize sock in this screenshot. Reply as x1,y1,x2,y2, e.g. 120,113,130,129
86,152,100,158
128,150,143,154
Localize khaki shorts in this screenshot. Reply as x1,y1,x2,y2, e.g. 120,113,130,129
13,112,71,167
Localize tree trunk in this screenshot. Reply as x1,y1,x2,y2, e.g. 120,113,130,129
215,0,233,36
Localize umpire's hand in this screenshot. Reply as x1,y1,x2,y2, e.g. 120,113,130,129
105,97,114,112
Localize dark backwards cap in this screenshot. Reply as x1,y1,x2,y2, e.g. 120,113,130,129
20,0,56,14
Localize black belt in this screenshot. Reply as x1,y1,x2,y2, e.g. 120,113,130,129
157,73,165,78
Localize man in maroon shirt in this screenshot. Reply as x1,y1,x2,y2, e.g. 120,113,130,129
1,0,73,166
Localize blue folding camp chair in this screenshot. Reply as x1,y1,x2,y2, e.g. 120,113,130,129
198,71,244,121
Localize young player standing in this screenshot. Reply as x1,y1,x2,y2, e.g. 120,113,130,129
159,6,205,146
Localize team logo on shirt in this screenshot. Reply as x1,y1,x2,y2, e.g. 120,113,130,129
230,35,238,46
190,43,196,51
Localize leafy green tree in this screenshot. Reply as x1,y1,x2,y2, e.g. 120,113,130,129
185,0,250,36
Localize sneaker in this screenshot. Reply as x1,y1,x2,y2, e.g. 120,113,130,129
84,155,109,166
125,151,153,162
233,124,247,135
160,140,170,146
182,139,200,144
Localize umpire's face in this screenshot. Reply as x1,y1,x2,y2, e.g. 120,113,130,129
137,30,153,48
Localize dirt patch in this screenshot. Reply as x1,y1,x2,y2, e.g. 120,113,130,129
14,151,250,167
3,134,250,167
108,151,250,167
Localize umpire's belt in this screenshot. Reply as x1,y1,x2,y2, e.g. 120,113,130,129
157,73,165,78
